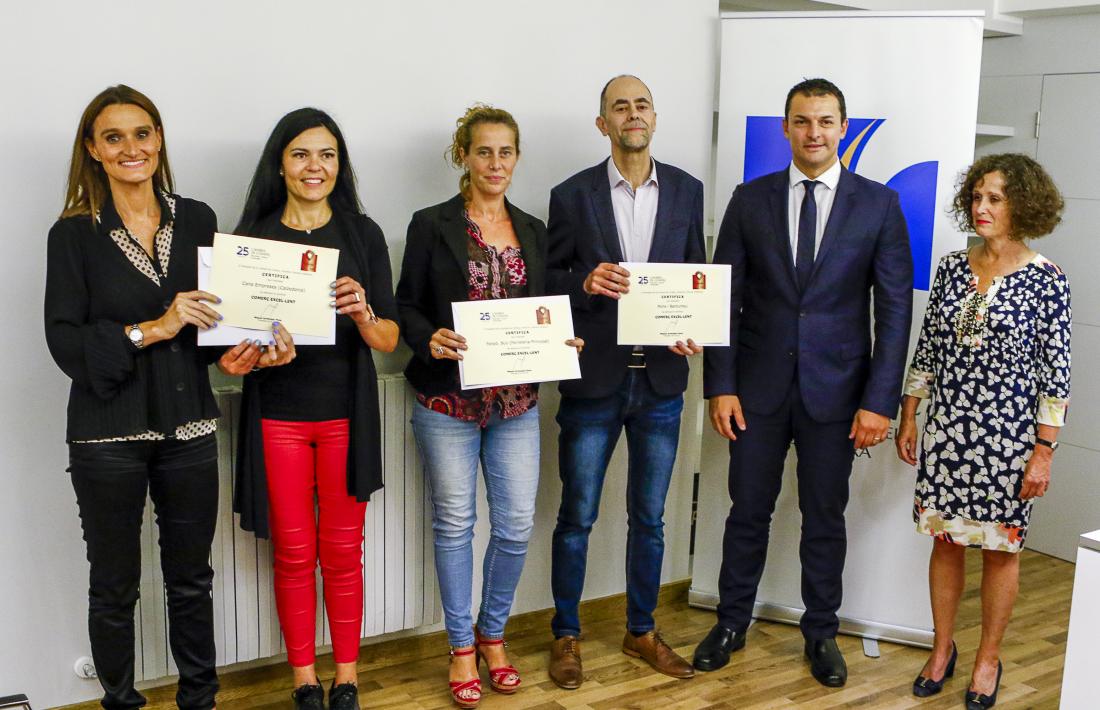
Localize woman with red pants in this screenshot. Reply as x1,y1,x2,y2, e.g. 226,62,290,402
231,108,399,710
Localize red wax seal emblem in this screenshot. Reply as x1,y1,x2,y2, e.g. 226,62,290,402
301,250,318,272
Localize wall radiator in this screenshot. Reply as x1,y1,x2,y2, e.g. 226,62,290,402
130,375,442,682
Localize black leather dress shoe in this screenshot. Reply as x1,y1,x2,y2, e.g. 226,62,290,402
692,624,747,671
804,638,847,687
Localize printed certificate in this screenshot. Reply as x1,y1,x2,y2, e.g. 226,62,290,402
616,262,731,346
208,233,338,338
452,295,581,390
196,247,335,346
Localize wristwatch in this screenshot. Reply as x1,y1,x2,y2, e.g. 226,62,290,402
127,323,145,350
1035,436,1059,452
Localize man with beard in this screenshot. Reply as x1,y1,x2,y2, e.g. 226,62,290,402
544,74,705,689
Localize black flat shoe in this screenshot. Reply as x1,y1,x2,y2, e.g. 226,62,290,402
912,641,958,697
965,661,1003,709
804,638,847,687
692,624,747,671
292,683,325,710
328,681,359,710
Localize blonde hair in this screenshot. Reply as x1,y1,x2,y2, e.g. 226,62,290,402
61,85,174,219
448,103,520,200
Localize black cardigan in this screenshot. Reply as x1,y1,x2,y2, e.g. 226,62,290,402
395,194,548,396
233,211,398,538
44,194,221,441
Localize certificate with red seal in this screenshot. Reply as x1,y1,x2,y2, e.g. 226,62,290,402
616,262,731,346
451,295,581,390
207,233,338,339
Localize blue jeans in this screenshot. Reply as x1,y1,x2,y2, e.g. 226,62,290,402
551,370,684,637
412,403,540,647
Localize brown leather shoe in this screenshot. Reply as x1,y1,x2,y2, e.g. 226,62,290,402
549,635,583,689
622,630,695,679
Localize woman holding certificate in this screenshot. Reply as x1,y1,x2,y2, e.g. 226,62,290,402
232,108,399,710
44,84,261,710
396,105,580,708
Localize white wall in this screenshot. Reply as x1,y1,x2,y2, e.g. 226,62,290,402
0,1,717,706
975,13,1100,561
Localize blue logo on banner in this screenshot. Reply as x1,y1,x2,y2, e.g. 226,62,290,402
744,117,936,291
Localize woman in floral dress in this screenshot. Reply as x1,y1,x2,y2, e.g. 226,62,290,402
896,153,1070,709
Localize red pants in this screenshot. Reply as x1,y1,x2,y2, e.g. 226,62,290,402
262,418,367,666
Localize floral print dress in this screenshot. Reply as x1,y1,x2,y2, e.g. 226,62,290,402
904,249,1071,552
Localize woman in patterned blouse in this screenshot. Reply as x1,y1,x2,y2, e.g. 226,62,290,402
896,154,1069,708
44,85,262,710
396,104,581,708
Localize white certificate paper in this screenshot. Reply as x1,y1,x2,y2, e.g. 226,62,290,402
452,295,581,390
208,233,338,339
616,262,731,346
196,247,335,346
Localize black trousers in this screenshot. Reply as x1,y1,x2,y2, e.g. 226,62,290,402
716,382,856,640
69,434,219,710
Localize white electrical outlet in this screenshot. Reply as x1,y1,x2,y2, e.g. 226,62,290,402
74,656,97,679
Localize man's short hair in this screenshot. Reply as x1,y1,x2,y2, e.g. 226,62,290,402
599,74,652,117
784,78,846,122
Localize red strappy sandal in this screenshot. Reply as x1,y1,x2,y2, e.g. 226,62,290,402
448,646,482,708
474,628,522,694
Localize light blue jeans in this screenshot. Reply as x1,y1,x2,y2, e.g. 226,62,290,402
411,403,540,647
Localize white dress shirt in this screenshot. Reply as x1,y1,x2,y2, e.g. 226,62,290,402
787,159,842,263
608,157,659,263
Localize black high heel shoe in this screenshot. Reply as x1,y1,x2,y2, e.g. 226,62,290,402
965,661,1003,709
912,641,957,697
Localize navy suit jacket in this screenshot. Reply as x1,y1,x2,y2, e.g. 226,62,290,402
704,166,913,422
547,159,705,399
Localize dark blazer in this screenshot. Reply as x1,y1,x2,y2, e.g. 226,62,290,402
704,166,913,422
546,159,705,399
396,193,548,396
44,193,221,441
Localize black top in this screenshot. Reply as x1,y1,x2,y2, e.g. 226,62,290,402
44,193,221,441
396,194,548,396
256,217,360,421
234,211,398,538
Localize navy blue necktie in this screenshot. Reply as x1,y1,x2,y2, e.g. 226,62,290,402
796,179,819,290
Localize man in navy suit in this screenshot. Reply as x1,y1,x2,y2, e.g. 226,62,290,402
692,79,913,686
545,75,705,689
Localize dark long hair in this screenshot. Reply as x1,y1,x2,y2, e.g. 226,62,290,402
236,107,362,234
61,84,174,219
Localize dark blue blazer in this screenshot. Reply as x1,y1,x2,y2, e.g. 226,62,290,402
547,159,706,399
704,167,913,422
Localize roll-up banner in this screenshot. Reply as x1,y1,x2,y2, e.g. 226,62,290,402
691,11,982,646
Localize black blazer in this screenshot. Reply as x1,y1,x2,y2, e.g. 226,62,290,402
396,193,548,396
704,167,913,422
546,159,705,398
44,193,221,441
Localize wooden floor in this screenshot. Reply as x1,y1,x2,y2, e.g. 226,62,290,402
61,549,1073,709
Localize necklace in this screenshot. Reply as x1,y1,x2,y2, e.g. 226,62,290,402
282,206,332,234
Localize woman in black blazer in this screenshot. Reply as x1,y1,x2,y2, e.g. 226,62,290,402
44,85,259,710
396,104,580,708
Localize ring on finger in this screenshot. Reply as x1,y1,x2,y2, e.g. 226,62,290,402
353,291,361,302
435,345,445,355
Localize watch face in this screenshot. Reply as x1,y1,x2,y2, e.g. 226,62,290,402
129,326,143,346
